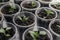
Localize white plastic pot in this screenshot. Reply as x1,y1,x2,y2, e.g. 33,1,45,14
13,11,35,28
35,7,57,22
49,2,60,12
21,0,40,12
49,19,60,40
0,4,21,17
22,27,53,40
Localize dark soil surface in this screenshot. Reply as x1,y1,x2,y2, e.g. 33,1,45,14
38,9,55,19
51,21,60,35
1,5,19,15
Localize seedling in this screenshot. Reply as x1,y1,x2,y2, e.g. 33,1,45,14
31,1,36,8
17,16,29,22
44,9,51,16
9,0,16,13
29,31,47,40
0,27,12,37
53,3,60,9
9,6,16,13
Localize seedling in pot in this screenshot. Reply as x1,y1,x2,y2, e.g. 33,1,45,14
1,0,19,15
17,16,29,22
38,8,55,19
51,2,60,10
23,1,37,9
0,27,12,37
31,1,36,8
9,0,16,13
51,21,60,35
14,12,34,26
0,19,15,40
44,9,52,16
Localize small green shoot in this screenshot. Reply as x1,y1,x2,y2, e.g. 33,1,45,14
57,25,60,28
29,31,39,40
53,3,60,9
9,6,16,13
44,9,51,16
0,27,12,37
31,1,36,7
9,0,16,13
17,16,29,22
29,31,47,40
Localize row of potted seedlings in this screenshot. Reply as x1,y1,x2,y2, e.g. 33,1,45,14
0,0,60,40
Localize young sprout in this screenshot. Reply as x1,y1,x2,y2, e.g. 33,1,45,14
44,9,51,16
57,25,60,28
9,6,16,13
29,31,39,40
9,0,16,13
0,27,12,37
17,16,29,22
31,1,36,7
53,3,60,9
29,31,46,40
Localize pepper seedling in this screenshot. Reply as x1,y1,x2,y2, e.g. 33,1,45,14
31,1,36,8
9,0,16,13
53,2,60,9
29,31,47,40
17,16,29,22
0,27,12,37
57,25,60,28
44,9,52,16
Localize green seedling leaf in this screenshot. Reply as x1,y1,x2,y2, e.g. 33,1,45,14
44,9,51,16
17,16,29,22
53,3,60,9
0,28,5,33
17,16,22,21
31,1,36,7
5,34,10,37
23,16,29,21
0,27,11,37
29,31,39,40
57,25,60,28
39,31,46,35
6,27,12,30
